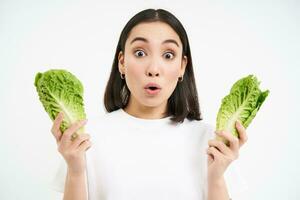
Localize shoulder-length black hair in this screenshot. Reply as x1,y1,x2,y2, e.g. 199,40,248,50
104,8,202,123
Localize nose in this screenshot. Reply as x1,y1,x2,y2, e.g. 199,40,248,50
147,71,159,77
146,59,160,77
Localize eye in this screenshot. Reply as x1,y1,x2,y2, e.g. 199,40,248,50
163,52,175,60
134,50,146,57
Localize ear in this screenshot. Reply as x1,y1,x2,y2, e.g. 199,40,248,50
180,55,188,75
118,51,125,74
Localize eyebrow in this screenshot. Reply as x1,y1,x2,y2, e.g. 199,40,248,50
130,37,180,47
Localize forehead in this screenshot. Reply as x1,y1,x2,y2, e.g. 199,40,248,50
126,21,182,47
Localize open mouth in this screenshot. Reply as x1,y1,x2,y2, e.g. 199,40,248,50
144,82,162,95
145,87,161,95
148,86,158,90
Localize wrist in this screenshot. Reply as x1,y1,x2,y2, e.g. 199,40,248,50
207,176,230,200
67,167,86,178
208,176,225,187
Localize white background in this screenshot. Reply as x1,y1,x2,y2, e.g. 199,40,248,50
0,0,299,199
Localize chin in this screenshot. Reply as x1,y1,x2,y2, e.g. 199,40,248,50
141,100,164,108
137,96,166,108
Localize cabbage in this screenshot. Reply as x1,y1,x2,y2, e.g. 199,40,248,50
34,69,86,134
216,75,269,145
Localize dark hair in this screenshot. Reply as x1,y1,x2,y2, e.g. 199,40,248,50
104,8,202,123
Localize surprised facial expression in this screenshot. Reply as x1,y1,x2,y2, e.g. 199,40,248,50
118,21,187,108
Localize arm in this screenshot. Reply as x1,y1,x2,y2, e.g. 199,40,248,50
207,176,230,200
206,121,248,200
63,169,88,200
50,112,91,200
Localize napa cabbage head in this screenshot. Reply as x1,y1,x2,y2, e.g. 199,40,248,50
216,75,269,145
34,69,86,134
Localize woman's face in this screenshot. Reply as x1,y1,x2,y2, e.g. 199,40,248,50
118,21,187,109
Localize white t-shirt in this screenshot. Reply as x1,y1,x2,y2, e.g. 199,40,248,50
50,108,248,199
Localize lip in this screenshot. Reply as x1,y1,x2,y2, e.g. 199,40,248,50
144,82,162,95
144,82,162,89
145,88,161,95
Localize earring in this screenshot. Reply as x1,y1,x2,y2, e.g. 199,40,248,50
120,73,125,79
178,76,183,82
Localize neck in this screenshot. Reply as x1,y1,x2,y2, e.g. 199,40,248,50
124,96,168,119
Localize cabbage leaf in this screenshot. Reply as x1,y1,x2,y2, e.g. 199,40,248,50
216,75,269,145
34,69,86,134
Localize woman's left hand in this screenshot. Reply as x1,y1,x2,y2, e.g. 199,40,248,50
206,121,248,183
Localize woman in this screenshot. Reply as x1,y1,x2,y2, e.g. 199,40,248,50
51,8,248,200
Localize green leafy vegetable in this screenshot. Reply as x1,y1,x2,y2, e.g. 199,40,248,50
216,75,269,145
34,69,86,134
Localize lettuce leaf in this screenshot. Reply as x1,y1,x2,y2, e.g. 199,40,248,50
216,75,269,145
34,69,86,134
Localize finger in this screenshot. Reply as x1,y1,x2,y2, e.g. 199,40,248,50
207,153,213,165
206,146,223,160
51,112,64,142
61,119,88,144
236,121,248,147
216,130,239,152
208,139,231,156
70,134,90,149
77,140,92,152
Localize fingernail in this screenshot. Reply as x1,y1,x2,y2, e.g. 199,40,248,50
77,119,87,124
57,112,62,119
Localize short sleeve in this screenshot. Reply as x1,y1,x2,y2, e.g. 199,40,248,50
48,158,67,193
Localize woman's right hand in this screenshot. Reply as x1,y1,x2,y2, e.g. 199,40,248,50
51,112,92,176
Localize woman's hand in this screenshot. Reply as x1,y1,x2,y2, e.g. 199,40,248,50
206,121,248,183
51,112,92,176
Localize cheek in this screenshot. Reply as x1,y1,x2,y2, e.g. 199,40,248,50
165,62,182,81
166,71,179,92
167,68,180,79
127,65,143,77
124,55,143,76
124,60,144,92
162,65,181,96
126,64,144,82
